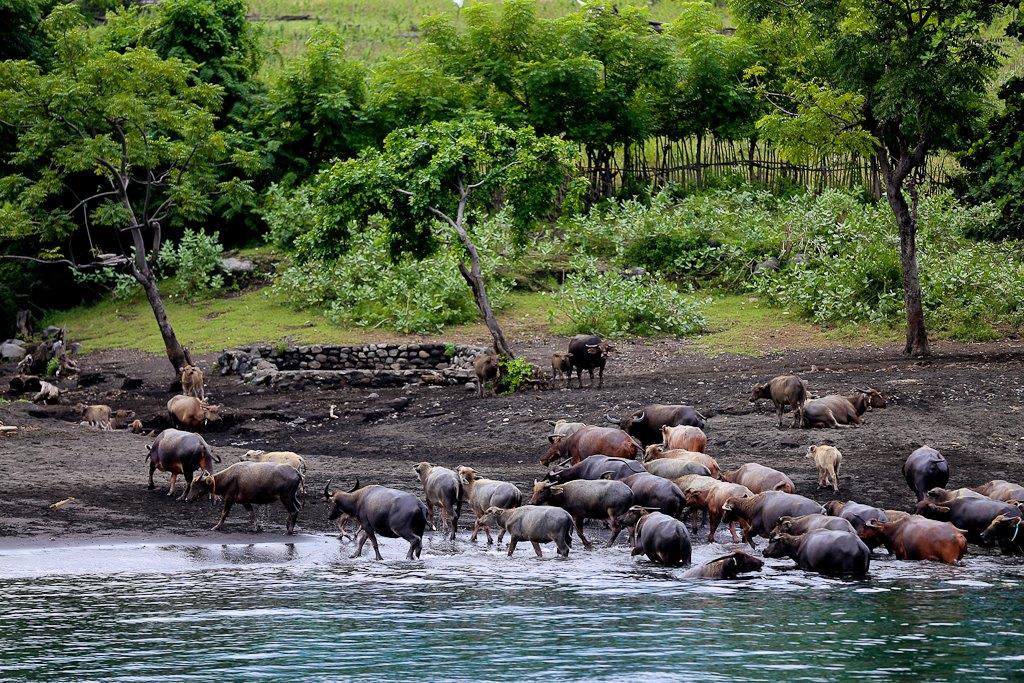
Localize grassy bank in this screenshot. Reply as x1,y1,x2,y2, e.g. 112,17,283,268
44,284,898,357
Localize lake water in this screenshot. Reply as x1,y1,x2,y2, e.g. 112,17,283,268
1,534,1023,681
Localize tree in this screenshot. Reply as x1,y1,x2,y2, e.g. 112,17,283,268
737,0,1011,355
277,118,581,357
0,6,255,373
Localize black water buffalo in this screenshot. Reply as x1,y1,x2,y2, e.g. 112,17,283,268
631,510,692,566
607,404,706,446
824,500,889,546
323,480,428,560
145,428,220,500
187,462,303,533
722,491,825,547
621,473,686,519
567,334,615,389
681,551,763,579
980,514,1024,554
903,446,950,502
916,497,1022,543
764,529,871,577
545,455,646,483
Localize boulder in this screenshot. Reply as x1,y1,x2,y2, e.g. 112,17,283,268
220,257,255,275
0,342,27,362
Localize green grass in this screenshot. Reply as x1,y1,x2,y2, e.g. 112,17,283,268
252,0,731,67
45,283,897,357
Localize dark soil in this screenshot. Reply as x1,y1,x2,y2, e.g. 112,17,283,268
2,336,1022,541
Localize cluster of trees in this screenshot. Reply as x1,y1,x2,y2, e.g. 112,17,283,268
2,0,1023,368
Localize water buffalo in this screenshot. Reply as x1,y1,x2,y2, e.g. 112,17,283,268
642,446,720,478
750,374,807,428
860,516,967,564
903,446,950,502
980,514,1024,554
631,509,692,566
545,419,588,440
925,487,985,505
844,388,886,416
180,364,205,400
643,458,712,480
79,404,113,430
545,455,645,483
167,395,222,431
660,425,707,453
323,479,428,560
607,404,707,447
681,480,753,543
772,514,856,537
824,501,888,547
531,478,633,548
457,466,522,543
550,352,572,384
722,491,825,547
621,473,686,519
916,497,1022,543
721,463,795,494
681,550,764,579
145,428,220,500
973,480,1024,503
764,529,871,577
801,396,861,428
473,351,499,396
413,462,462,540
807,444,842,492
541,425,641,466
241,449,307,473
483,505,574,558
187,462,303,534
567,334,615,389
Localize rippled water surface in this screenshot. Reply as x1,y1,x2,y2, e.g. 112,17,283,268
2,535,1023,681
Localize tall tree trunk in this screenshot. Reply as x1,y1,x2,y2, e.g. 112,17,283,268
882,169,930,357
127,224,188,374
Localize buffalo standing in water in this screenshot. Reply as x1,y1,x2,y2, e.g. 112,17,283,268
682,551,764,580
187,462,303,534
764,529,871,577
323,480,427,560
630,509,692,566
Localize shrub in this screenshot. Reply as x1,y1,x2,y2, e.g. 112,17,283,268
558,266,706,337
158,229,225,299
72,268,141,301
497,356,534,394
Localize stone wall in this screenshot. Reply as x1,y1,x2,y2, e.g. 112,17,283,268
218,343,488,389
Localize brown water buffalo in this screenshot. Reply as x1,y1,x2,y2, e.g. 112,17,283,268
917,497,1022,543
631,509,692,566
973,480,1024,503
180,364,205,400
187,462,303,533
323,479,428,560
681,550,763,579
660,425,707,453
682,480,753,543
607,404,707,447
145,428,220,500
925,487,985,505
750,374,806,428
721,463,795,494
550,352,572,384
241,450,307,474
860,516,967,564
167,395,222,431
473,351,499,396
722,491,825,547
643,445,720,478
413,462,462,540
531,478,634,548
546,419,588,441
980,514,1024,554
903,446,950,502
545,455,646,483
567,334,615,389
764,529,871,577
542,426,640,465
844,388,886,416
79,404,113,430
801,396,861,428
772,514,856,537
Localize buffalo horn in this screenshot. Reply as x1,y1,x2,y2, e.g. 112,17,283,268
348,478,360,493
323,480,332,499
604,414,620,424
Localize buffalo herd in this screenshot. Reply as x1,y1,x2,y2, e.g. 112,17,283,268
135,359,1024,579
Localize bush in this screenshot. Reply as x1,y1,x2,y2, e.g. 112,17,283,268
497,356,534,394
558,266,706,337
272,222,512,334
72,268,141,301
158,229,225,299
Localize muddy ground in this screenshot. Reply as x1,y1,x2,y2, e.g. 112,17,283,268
1,336,1022,542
